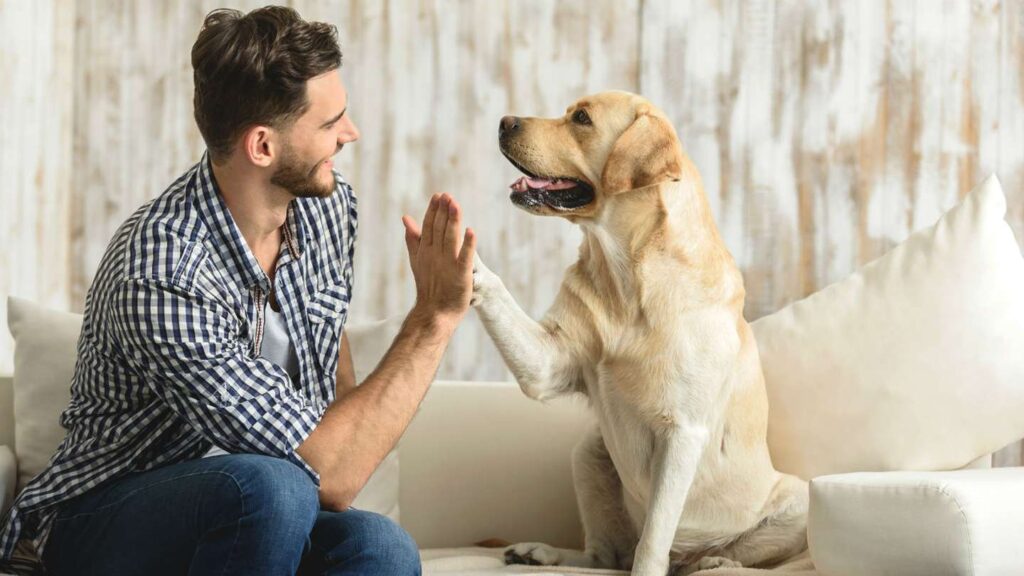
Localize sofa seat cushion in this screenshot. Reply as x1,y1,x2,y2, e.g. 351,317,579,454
421,547,624,575
809,467,1024,576
419,547,817,575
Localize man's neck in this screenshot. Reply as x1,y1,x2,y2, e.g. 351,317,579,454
210,157,292,251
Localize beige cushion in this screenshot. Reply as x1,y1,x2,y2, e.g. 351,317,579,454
0,446,15,517
344,314,406,522
345,315,406,383
5,296,401,521
420,547,624,574
7,296,80,492
752,175,1024,480
399,382,591,550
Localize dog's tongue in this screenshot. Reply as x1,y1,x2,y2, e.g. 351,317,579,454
511,176,577,192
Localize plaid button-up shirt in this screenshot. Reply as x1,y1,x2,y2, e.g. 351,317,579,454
0,152,357,571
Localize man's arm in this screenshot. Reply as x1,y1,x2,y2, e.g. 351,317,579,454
298,193,475,510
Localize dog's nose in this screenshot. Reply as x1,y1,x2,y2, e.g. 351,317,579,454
499,115,520,137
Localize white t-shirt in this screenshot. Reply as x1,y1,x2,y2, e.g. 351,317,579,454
204,303,299,458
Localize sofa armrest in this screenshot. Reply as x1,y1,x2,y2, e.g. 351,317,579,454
0,445,16,517
809,467,1024,576
397,381,593,549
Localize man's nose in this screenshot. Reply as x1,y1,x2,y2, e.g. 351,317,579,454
499,116,520,137
339,117,360,144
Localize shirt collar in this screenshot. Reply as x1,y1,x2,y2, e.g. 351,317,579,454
194,151,307,292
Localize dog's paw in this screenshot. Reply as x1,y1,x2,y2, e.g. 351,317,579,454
471,253,500,307
676,556,742,574
503,542,563,566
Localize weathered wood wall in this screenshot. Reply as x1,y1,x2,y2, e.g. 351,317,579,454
2,0,1023,461
0,0,75,357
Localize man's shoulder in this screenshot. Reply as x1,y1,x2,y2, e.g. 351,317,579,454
116,163,210,286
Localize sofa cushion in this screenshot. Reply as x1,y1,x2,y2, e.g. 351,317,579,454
809,467,1024,576
418,547,816,574
751,175,1024,479
5,297,400,521
345,314,406,383
6,296,80,492
0,446,15,517
420,547,625,574
344,314,406,521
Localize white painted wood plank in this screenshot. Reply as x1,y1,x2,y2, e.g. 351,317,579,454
0,0,74,375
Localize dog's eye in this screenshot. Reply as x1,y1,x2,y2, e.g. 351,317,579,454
572,109,592,125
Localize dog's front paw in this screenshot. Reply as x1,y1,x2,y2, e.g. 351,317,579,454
503,542,563,566
471,253,501,307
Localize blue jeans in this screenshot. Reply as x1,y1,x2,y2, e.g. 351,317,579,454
41,454,421,575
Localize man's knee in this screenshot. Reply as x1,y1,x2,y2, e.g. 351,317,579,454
317,509,421,574
216,454,319,538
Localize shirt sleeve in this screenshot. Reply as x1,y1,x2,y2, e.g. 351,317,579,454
109,276,324,484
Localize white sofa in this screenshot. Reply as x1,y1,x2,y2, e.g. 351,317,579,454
0,374,1020,576
4,174,1024,576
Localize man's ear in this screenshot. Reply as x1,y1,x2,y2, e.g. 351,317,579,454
241,125,275,168
600,106,684,194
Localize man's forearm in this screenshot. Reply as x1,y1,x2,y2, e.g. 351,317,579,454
297,306,454,510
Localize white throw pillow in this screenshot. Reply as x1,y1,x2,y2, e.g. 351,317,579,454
751,175,1024,480
6,296,80,492
344,315,406,384
343,315,406,521
6,297,404,523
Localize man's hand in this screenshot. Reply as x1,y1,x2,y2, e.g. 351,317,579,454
401,193,476,329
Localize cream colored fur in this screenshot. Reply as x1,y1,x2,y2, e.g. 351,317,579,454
473,91,808,575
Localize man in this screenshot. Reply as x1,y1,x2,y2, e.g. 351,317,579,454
0,6,474,575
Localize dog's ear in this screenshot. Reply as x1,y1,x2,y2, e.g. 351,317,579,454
600,105,684,194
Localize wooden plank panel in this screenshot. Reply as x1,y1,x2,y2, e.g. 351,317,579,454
0,0,74,374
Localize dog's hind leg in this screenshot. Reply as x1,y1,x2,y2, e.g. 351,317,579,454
505,425,638,569
710,473,808,570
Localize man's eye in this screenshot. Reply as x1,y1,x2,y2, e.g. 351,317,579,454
572,109,592,125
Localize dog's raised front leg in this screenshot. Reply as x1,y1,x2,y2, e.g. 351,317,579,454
472,254,578,400
632,424,707,576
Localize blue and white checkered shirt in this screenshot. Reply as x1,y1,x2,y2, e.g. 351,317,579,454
0,152,357,570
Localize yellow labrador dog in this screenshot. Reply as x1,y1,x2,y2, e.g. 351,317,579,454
471,91,808,575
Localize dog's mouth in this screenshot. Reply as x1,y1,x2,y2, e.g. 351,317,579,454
503,153,595,211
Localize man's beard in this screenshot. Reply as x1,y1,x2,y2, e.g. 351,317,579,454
270,143,336,199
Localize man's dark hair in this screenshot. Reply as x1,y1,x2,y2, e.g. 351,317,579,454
191,6,342,163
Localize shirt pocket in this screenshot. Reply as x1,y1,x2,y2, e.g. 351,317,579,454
306,283,350,376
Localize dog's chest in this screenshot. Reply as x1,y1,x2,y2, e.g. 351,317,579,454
583,314,734,504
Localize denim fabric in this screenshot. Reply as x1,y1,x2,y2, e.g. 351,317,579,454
41,454,420,576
